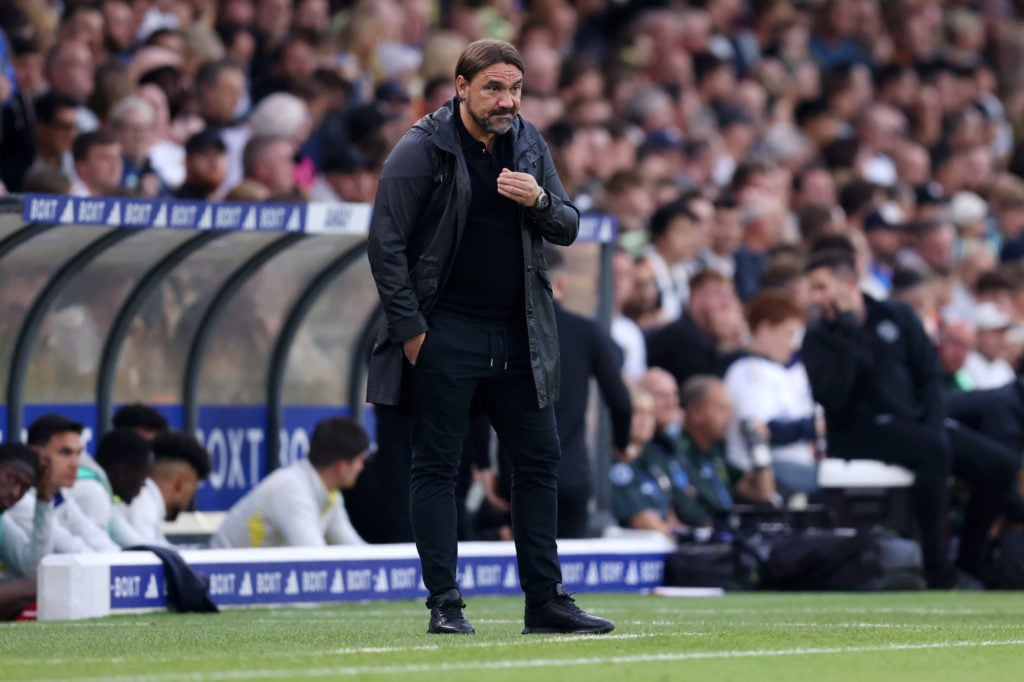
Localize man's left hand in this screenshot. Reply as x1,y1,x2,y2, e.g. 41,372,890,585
498,168,542,207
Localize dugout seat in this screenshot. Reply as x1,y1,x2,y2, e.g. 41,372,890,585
817,459,916,536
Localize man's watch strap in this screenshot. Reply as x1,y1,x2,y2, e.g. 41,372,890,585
533,188,550,210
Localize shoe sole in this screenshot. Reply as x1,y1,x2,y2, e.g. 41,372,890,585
427,627,476,634
521,624,615,635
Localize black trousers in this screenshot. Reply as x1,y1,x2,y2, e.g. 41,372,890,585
834,417,1022,578
946,421,1024,573
557,484,592,539
410,312,563,606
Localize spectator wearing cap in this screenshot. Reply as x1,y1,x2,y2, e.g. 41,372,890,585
311,145,378,203
241,134,297,199
70,130,122,197
44,41,98,133
862,204,904,295
174,129,227,200
963,302,1016,390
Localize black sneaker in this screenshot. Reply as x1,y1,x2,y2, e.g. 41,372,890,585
427,589,475,634
522,586,615,635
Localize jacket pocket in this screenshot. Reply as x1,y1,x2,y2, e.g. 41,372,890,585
412,255,441,300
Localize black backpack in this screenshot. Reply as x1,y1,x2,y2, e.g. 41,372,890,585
763,528,924,591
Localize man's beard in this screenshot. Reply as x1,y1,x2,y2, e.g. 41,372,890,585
470,103,515,135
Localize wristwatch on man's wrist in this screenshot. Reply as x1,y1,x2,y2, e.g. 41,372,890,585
533,188,550,210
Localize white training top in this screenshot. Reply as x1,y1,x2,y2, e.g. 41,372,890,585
210,458,365,549
962,351,1016,390
724,355,817,471
116,478,171,547
6,486,120,555
0,501,54,579
67,454,149,549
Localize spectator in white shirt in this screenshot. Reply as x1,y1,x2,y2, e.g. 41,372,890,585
610,249,647,382
963,302,1017,389
211,417,369,548
644,199,704,323
724,291,821,500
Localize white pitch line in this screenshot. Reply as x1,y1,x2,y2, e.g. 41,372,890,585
25,639,1024,682
5,634,660,668
330,632,655,655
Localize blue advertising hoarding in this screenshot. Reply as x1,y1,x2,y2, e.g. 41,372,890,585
107,551,666,610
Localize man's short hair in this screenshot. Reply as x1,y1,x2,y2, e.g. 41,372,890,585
689,268,731,294
72,130,118,162
95,428,152,472
804,247,857,277
34,92,79,125
648,199,699,241
151,430,212,480
27,414,84,447
975,269,1015,295
455,39,524,84
194,58,244,91
242,134,289,176
112,403,169,433
746,290,805,331
0,442,40,477
307,417,369,469
679,375,719,410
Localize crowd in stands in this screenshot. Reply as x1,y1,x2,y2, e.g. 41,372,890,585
6,0,1024,608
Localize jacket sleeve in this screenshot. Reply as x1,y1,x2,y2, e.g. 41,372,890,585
366,131,439,344
800,318,869,414
67,479,110,527
58,496,120,553
525,130,579,246
0,500,54,577
590,323,633,451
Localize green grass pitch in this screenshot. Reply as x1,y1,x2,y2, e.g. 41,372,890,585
2,592,1023,681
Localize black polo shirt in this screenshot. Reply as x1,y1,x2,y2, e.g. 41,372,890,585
434,107,525,324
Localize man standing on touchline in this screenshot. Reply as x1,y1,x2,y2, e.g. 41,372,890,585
367,39,613,635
